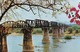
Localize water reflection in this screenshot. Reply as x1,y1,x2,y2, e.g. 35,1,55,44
43,44,49,52
6,34,80,52
53,39,59,48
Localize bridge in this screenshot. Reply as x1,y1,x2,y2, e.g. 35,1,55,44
0,19,68,52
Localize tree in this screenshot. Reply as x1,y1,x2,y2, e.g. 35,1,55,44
0,0,69,21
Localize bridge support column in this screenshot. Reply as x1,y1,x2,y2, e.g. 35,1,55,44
42,28,50,44
2,35,7,52
58,27,62,37
0,34,2,52
52,27,59,39
22,28,34,52
59,27,65,37
0,25,7,52
61,27,64,36
0,35,7,52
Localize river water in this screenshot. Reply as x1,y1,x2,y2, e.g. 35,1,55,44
7,34,80,52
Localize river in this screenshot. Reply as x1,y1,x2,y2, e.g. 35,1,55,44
7,33,80,52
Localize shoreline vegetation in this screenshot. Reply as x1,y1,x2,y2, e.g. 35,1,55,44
63,25,80,39
9,32,53,36
8,28,53,36
64,25,80,36
9,25,80,37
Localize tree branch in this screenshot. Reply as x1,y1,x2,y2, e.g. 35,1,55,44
10,8,18,20
17,5,30,12
37,7,41,18
0,0,14,21
1,0,63,21
29,6,35,15
0,2,53,21
13,3,53,10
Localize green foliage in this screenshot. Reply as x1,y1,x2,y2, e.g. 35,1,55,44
72,25,79,30
67,27,73,34
60,0,63,1
32,28,42,34
64,36,72,40
78,29,80,33
66,25,80,34
75,29,78,33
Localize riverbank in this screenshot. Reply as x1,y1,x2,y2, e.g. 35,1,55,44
8,31,80,37
9,33,23,36
8,32,53,36
64,31,80,36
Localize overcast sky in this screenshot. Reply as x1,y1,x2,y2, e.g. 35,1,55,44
1,0,80,24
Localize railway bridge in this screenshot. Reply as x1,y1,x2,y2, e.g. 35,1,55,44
0,19,68,52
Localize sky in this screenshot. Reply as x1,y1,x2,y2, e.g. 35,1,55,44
1,0,80,24
68,0,80,8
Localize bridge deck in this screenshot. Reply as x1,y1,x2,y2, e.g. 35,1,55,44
1,19,66,28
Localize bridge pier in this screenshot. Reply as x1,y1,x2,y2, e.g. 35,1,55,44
0,35,7,52
42,27,50,44
0,34,2,52
58,27,62,37
22,28,34,52
0,25,7,52
58,26,65,37
61,27,64,36
52,27,59,39
2,35,7,52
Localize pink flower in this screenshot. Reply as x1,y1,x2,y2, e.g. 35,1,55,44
70,7,76,12
66,9,68,14
75,10,79,17
78,4,80,9
70,17,76,23
75,20,80,25
68,14,71,18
